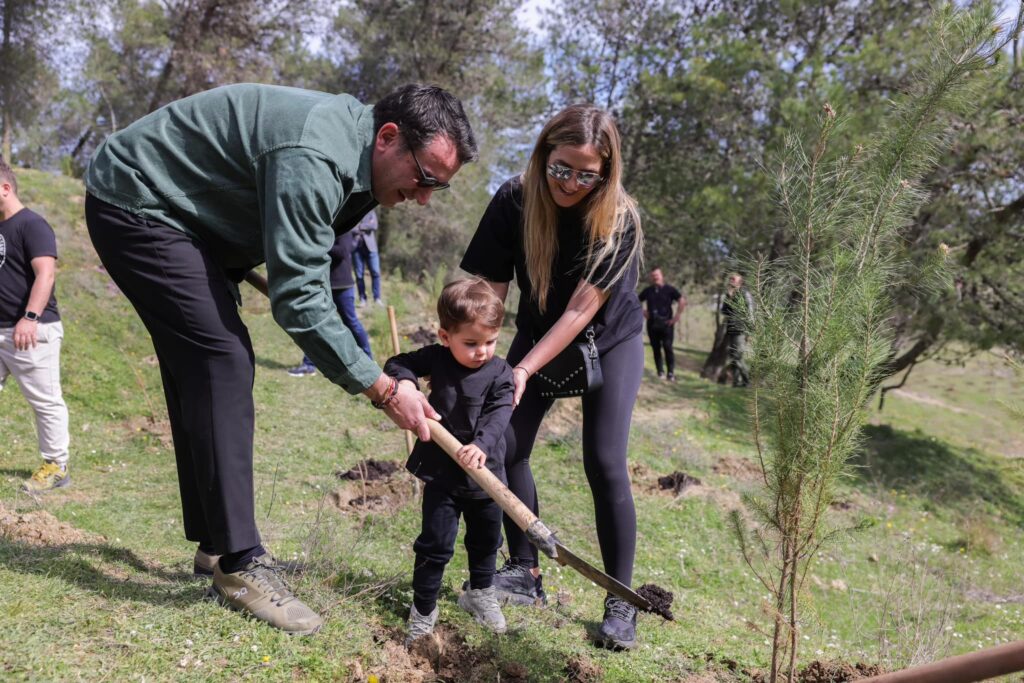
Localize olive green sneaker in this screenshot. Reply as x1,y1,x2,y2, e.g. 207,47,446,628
21,462,70,493
207,554,323,635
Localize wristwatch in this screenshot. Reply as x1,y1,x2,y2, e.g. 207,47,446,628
23,311,40,322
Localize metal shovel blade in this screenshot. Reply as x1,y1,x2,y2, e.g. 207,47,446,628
550,539,655,615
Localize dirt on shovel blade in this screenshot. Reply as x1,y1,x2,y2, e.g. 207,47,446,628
637,583,675,620
336,459,401,481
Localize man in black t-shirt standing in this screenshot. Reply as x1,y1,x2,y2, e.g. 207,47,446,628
0,159,71,493
638,267,684,380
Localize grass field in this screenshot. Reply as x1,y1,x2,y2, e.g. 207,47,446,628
2,169,1023,681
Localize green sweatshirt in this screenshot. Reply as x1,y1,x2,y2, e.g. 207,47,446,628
86,84,381,393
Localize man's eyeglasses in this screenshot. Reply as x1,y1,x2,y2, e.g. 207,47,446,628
547,163,603,188
410,147,450,191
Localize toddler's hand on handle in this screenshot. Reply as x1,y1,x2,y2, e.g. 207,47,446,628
456,444,486,469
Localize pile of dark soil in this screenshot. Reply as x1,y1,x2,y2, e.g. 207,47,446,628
658,471,702,495
407,327,438,346
796,660,885,682
337,459,401,481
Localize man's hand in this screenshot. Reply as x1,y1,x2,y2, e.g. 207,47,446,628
456,444,486,469
364,374,440,441
13,318,39,351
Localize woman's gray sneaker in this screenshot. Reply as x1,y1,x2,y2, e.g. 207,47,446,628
405,604,439,647
596,595,637,650
471,560,547,606
207,554,323,636
457,586,507,633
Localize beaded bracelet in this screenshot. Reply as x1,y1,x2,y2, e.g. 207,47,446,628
371,377,399,409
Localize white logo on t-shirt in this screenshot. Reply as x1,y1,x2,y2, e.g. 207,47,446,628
0,234,6,271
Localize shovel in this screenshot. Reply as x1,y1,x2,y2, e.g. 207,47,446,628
425,419,672,620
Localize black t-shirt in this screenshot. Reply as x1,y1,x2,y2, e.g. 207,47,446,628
0,208,60,326
460,177,642,352
638,284,681,321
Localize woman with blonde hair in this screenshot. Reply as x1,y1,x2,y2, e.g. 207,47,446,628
460,104,644,649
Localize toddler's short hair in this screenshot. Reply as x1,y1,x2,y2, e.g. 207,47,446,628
437,278,504,331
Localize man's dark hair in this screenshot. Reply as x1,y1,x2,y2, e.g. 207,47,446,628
374,84,478,164
0,157,18,195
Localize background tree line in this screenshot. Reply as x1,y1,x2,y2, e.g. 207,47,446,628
1,0,1021,377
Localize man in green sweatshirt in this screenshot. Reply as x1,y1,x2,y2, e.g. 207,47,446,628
84,83,476,635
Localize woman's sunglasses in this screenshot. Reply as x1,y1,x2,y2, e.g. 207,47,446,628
547,163,603,188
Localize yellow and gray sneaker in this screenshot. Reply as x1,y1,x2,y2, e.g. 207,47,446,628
207,554,323,635
21,462,70,493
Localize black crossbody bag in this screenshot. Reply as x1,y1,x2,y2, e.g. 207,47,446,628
533,326,604,399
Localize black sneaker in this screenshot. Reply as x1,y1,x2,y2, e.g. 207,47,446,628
596,596,637,650
464,560,547,606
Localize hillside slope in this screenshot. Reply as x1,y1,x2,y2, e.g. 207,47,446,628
1,169,1023,681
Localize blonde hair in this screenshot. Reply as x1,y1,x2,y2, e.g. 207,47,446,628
521,104,643,312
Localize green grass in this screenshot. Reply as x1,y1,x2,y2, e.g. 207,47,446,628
2,169,1023,681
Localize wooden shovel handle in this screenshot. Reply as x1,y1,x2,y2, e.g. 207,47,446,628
244,271,269,298
387,306,416,455
426,419,540,533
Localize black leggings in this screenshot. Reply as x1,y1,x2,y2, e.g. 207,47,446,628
504,332,643,586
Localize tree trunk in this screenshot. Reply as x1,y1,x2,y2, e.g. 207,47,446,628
1,123,10,164
701,321,730,382
1,0,12,162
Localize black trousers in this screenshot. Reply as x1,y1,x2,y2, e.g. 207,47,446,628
412,482,503,614
504,332,643,586
85,195,261,554
647,322,675,375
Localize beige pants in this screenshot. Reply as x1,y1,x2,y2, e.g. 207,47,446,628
0,322,70,467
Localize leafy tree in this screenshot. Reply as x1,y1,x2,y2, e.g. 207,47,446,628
64,0,325,171
321,0,545,278
0,0,61,162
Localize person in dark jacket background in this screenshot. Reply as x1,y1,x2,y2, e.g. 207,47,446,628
288,230,374,376
384,278,514,646
352,209,383,306
721,272,754,387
